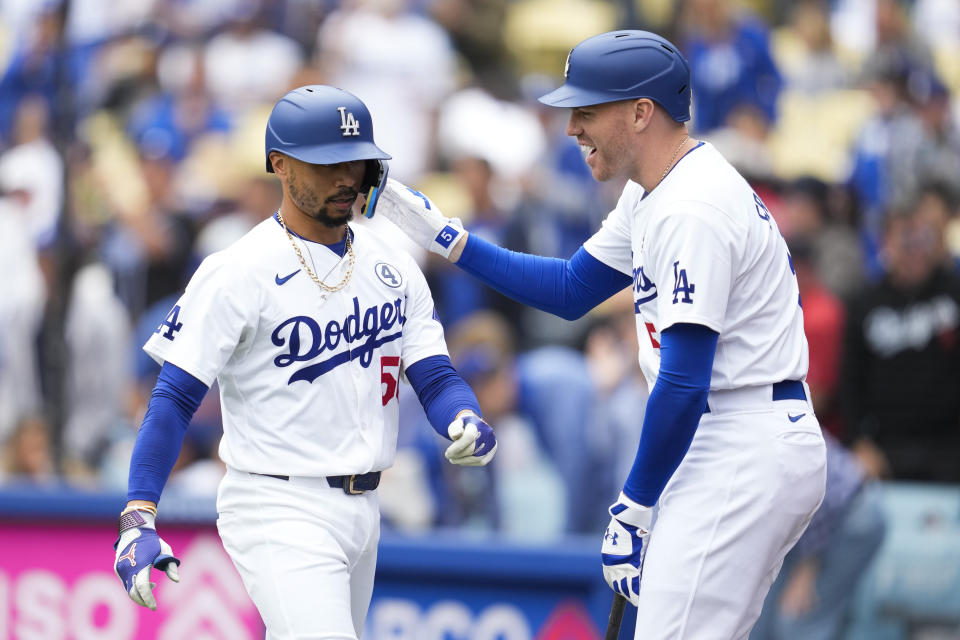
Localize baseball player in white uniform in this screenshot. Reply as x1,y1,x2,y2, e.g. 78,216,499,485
112,85,497,639
372,31,827,639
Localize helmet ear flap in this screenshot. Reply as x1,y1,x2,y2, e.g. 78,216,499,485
361,159,384,192
361,160,389,219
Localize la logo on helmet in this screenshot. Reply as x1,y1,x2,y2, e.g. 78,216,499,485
564,50,572,78
337,107,360,136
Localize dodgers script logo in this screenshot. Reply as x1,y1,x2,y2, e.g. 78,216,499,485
338,106,360,136
632,265,657,312
272,296,405,384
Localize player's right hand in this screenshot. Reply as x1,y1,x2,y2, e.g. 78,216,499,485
445,413,497,466
601,491,653,607
113,509,180,610
374,178,467,259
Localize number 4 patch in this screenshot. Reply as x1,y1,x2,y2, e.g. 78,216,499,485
672,261,695,304
156,304,183,341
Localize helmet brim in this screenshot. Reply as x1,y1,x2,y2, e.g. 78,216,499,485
285,140,392,165
266,140,391,173
538,83,625,108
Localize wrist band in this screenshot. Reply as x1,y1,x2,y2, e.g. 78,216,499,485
121,504,157,517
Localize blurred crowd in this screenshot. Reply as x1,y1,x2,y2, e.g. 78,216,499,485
1,0,959,620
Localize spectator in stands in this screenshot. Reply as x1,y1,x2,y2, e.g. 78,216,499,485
848,56,957,276
100,146,196,321
0,95,64,248
0,7,60,142
777,0,851,94
912,180,960,272
840,197,960,483
60,261,134,479
751,432,886,640
316,0,457,182
678,0,783,134
781,177,864,300
0,189,45,445
428,155,526,330
0,415,56,484
128,43,233,164
203,1,304,116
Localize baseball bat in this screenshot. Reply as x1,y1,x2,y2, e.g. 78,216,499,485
605,594,627,640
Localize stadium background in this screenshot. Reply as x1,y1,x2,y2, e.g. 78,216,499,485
0,0,959,638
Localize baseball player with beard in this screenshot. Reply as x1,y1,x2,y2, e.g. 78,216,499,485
373,31,827,639
112,85,496,639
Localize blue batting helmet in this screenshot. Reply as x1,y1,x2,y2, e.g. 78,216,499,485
539,30,691,122
265,85,391,192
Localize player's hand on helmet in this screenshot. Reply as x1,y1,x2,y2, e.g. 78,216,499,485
601,491,653,607
373,178,466,259
114,508,180,610
445,412,497,466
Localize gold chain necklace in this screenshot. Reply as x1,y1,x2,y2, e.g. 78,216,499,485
659,134,690,184
276,211,355,293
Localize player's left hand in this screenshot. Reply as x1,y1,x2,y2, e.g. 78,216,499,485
601,491,653,606
445,413,497,466
114,510,180,610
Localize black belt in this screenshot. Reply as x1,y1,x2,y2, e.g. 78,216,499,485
254,471,381,495
702,380,806,414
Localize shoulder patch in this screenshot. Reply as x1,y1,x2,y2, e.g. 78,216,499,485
375,262,403,288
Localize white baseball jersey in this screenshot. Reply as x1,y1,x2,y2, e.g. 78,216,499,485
584,142,808,390
144,217,448,476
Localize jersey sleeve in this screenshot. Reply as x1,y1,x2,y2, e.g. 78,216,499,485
582,181,644,275
143,253,258,386
648,202,740,333
400,254,449,367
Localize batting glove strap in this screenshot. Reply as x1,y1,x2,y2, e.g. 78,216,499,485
376,178,465,258
118,509,150,536
608,491,653,530
445,413,497,466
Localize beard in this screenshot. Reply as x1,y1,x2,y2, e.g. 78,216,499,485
288,175,357,228
312,203,355,228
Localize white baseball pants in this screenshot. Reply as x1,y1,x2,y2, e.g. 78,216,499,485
216,467,380,640
634,389,827,639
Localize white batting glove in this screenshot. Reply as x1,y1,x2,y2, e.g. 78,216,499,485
374,178,466,259
113,509,180,610
601,491,653,607
445,412,497,466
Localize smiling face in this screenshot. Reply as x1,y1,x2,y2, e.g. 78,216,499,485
273,153,366,228
565,100,638,182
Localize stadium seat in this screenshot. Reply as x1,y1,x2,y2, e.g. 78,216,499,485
847,482,960,638
503,0,616,77
768,89,874,181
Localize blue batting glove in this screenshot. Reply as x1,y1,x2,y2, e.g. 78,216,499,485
113,509,180,610
601,491,653,606
445,413,497,466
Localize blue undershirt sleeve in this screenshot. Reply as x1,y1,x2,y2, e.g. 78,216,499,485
623,323,719,506
406,355,482,439
456,234,632,320
127,362,209,503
